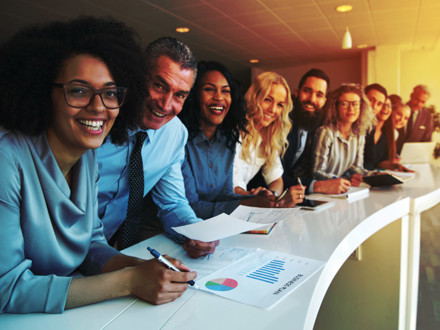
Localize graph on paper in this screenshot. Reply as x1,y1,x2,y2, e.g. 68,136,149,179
243,259,285,284
198,248,325,309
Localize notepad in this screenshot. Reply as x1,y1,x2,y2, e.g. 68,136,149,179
244,222,277,235
327,187,370,201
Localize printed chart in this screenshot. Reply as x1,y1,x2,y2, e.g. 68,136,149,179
198,249,325,309
205,278,238,291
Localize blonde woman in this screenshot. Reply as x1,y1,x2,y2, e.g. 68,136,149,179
233,72,305,205
313,83,375,186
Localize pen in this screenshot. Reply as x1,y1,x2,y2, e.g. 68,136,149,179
297,177,306,200
276,188,288,202
147,247,199,289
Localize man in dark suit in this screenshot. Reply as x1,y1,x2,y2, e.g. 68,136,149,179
282,69,351,194
397,84,434,153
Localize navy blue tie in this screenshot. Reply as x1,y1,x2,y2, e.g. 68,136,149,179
119,131,148,249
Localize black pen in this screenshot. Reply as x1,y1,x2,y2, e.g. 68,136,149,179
147,247,198,288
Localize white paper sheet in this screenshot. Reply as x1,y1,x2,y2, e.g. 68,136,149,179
169,246,254,279
196,248,325,309
230,205,300,224
172,213,273,242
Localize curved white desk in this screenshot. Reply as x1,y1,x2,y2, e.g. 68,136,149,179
1,164,439,330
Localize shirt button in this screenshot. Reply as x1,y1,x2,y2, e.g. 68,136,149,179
209,163,213,168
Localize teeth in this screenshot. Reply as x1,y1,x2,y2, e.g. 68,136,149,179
209,106,224,111
79,120,104,131
151,108,166,118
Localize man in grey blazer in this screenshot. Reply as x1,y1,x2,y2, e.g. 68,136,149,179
397,85,434,153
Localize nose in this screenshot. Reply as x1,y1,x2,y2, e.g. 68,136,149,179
269,102,277,114
310,93,317,104
88,93,106,112
214,89,222,100
159,92,174,112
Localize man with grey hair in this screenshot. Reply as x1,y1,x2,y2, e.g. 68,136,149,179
98,37,219,257
397,84,434,152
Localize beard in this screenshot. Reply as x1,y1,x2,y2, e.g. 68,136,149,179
290,97,323,131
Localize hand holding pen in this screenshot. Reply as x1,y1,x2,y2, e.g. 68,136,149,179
147,247,199,289
275,177,306,208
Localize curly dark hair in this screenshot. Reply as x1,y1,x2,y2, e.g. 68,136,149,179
178,61,247,150
0,16,147,145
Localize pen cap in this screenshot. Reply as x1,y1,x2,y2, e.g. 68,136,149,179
147,246,160,258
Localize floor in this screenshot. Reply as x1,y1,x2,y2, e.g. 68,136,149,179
417,203,440,329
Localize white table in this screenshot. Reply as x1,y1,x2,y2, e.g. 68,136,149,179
1,164,439,330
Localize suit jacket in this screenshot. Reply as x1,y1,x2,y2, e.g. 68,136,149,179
281,125,315,191
397,107,434,154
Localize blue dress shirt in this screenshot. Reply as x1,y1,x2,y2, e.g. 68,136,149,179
182,130,242,219
97,117,201,242
0,129,119,314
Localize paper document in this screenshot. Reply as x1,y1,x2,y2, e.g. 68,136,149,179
169,246,254,279
230,205,300,224
172,213,273,242
196,248,325,309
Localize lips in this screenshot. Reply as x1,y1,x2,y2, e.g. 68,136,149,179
302,102,316,112
208,105,226,114
150,107,167,118
78,119,104,131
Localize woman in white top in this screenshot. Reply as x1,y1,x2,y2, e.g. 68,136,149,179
233,72,305,204
313,83,375,185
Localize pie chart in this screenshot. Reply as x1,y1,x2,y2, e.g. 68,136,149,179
205,278,238,291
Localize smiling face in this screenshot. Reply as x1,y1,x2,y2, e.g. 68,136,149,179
376,97,392,123
48,54,119,159
198,70,231,132
141,55,194,130
295,76,327,113
366,89,386,115
337,92,361,126
255,83,287,130
393,104,411,129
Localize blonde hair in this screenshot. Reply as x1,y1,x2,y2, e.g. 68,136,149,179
323,83,375,136
241,72,293,166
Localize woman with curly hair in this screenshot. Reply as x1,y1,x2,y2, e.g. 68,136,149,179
233,72,304,205
179,62,277,219
0,17,194,314
312,83,375,185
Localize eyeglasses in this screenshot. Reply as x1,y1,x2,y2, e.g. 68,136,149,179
53,83,128,109
337,100,361,109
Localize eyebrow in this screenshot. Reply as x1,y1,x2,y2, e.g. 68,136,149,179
202,82,230,88
69,79,116,87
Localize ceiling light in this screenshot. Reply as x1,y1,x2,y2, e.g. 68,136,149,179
175,27,189,33
249,59,259,64
342,27,352,49
336,5,353,13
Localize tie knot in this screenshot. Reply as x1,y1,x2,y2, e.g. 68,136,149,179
135,131,148,145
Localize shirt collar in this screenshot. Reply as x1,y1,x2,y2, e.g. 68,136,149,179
128,127,156,144
193,129,223,145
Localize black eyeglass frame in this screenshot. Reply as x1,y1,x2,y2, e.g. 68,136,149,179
52,83,128,109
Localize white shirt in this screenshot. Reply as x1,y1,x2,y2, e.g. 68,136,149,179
233,137,283,190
